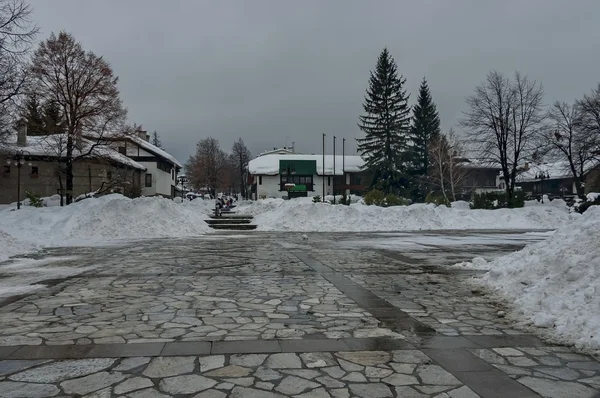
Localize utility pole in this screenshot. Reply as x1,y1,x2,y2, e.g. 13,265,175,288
333,136,336,204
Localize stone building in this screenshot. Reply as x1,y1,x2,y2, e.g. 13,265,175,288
0,126,145,205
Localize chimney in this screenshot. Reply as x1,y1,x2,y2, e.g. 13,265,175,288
139,130,148,141
16,119,27,147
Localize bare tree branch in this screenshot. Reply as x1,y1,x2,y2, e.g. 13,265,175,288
461,70,545,203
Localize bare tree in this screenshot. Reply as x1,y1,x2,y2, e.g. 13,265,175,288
577,83,600,140
428,129,469,202
230,138,251,199
186,137,228,197
461,71,545,204
0,0,38,141
29,31,128,204
541,101,600,198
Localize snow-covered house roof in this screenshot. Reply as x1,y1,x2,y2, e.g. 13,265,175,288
0,134,146,170
456,158,502,170
249,154,364,176
516,160,600,183
128,135,182,168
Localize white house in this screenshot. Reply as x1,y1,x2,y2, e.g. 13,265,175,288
248,153,366,199
116,131,182,198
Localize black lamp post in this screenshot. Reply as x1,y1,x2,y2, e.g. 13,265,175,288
6,149,31,210
342,138,346,197
177,175,188,200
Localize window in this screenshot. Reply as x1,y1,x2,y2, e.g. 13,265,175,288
259,176,262,185
106,171,112,180
31,166,39,178
171,168,174,180
118,146,127,155
3,165,10,174
145,173,153,187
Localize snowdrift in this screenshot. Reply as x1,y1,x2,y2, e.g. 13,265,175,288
468,207,600,353
0,194,212,260
236,198,577,232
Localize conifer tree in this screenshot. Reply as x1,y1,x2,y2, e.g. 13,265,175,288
151,131,162,148
357,48,411,194
408,78,441,200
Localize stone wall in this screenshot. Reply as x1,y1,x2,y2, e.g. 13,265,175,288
0,155,142,204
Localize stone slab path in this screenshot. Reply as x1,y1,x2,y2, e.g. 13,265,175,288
0,231,598,397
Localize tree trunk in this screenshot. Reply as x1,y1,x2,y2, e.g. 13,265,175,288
66,134,74,205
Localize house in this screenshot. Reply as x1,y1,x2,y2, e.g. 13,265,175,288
0,123,145,205
112,130,182,198
455,158,502,196
515,161,600,198
248,153,367,199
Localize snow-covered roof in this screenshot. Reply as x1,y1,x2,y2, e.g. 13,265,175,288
128,135,182,168
516,160,599,182
456,158,502,170
249,154,364,175
0,134,146,171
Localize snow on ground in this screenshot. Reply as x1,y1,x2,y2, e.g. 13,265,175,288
236,198,578,232
0,194,213,260
0,256,92,299
460,207,600,353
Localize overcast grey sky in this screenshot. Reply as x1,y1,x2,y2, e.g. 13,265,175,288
30,0,600,164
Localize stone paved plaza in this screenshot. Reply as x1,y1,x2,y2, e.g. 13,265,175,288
0,231,599,397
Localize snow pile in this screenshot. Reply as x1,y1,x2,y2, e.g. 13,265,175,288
236,199,577,232
468,207,600,353
0,195,212,257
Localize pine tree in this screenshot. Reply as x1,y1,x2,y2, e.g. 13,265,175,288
408,78,441,201
23,93,44,135
151,131,163,148
357,48,411,194
41,101,66,135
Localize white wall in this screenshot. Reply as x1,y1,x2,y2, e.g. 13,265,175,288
139,162,175,197
123,143,176,197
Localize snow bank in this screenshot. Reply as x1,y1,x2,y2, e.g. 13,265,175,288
467,207,600,353
236,199,577,232
0,195,212,259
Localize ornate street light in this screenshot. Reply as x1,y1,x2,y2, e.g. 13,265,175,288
6,149,32,209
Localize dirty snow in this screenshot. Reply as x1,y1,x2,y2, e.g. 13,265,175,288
463,207,600,353
0,194,212,260
236,198,578,232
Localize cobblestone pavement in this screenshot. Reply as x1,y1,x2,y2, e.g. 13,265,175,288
0,231,598,397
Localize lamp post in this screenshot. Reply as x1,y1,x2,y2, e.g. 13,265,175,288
177,175,188,200
342,138,346,197
7,149,31,210
333,136,336,204
322,133,326,200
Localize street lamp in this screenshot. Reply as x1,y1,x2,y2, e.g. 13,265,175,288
177,175,188,200
6,149,31,210
333,135,336,204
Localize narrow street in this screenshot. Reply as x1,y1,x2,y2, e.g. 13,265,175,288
0,232,598,397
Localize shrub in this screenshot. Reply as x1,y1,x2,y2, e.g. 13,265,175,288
312,195,322,203
339,194,351,206
364,190,385,206
470,191,525,209
259,194,267,200
577,198,600,214
25,191,44,207
383,194,408,207
425,192,450,207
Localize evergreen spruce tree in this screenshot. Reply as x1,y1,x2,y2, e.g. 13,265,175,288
41,101,66,135
409,77,441,201
23,94,44,135
151,131,163,148
357,48,411,194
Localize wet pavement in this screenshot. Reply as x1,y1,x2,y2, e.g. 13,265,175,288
0,231,598,397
